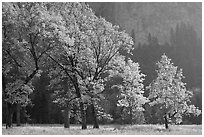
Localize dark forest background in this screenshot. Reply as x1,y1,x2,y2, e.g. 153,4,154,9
2,2,202,125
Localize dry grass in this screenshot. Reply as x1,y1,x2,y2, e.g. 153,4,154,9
2,124,202,135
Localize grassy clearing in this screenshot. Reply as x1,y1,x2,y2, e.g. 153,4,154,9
2,124,202,135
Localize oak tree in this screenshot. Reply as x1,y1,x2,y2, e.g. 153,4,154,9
46,2,134,129
2,2,63,127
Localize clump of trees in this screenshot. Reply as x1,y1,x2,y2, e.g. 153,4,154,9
2,2,133,129
2,2,201,130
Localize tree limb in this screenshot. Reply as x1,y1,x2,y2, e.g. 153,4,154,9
5,50,22,68
45,53,74,82
37,43,54,60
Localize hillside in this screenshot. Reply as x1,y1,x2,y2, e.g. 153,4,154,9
88,2,201,44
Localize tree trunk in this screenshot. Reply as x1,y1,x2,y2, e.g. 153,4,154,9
16,103,21,126
164,114,169,129
91,103,99,129
130,107,133,125
73,76,87,130
22,107,27,123
79,101,87,129
6,103,14,129
63,78,71,128
64,106,71,128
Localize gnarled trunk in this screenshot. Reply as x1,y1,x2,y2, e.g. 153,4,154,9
91,103,99,129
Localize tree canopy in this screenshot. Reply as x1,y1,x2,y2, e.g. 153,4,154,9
147,54,201,128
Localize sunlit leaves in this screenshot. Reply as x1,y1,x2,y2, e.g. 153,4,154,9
5,80,33,105
115,58,148,123
147,54,201,124
96,103,113,121
2,2,65,105
47,2,134,104
3,2,135,124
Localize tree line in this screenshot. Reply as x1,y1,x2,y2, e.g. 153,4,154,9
2,2,201,130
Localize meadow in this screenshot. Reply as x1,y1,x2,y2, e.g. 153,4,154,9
2,124,202,135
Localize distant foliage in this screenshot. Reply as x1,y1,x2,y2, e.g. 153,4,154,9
169,22,202,88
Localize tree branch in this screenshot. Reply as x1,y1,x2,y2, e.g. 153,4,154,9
95,48,119,80
29,34,39,70
24,68,39,84
67,96,78,103
37,43,54,60
5,50,22,68
46,53,74,82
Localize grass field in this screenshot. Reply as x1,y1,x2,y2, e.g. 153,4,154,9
2,124,202,135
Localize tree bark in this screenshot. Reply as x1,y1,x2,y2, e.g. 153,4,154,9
64,106,71,128
91,103,99,129
6,103,14,129
16,103,21,126
164,114,169,129
72,76,87,129
69,55,88,130
80,101,87,129
63,78,71,128
130,107,133,125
